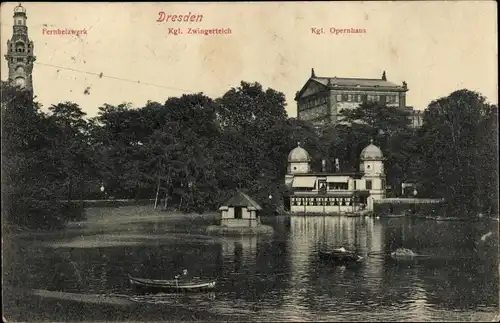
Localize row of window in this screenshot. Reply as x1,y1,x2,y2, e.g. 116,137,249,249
302,96,328,110
292,197,356,206
10,57,25,63
336,94,399,104
295,180,372,190
301,94,400,110
328,183,349,190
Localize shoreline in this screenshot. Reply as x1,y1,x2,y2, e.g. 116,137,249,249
3,286,240,322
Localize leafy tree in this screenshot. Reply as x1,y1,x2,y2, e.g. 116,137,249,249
417,89,496,216
475,104,498,216
45,102,94,201
336,101,414,194
1,82,83,228
215,81,291,213
90,103,156,198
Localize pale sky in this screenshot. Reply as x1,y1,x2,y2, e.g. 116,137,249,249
1,2,497,118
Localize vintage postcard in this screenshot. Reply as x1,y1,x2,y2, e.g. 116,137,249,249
1,1,498,322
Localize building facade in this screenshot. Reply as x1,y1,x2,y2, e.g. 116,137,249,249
218,191,263,228
295,69,422,127
406,107,424,128
285,140,386,214
4,3,35,92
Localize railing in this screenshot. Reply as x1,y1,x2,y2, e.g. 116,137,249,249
375,198,444,204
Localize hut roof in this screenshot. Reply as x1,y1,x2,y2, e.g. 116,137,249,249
220,191,262,210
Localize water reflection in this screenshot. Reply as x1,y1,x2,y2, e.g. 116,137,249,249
4,213,498,322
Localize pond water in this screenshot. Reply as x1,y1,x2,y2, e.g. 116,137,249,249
3,207,499,322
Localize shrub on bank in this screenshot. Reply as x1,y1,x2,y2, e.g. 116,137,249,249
3,197,86,231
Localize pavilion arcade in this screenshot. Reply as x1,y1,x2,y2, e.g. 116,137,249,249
285,140,386,214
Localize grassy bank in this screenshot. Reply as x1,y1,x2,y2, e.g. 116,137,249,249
62,199,157,208
3,286,242,322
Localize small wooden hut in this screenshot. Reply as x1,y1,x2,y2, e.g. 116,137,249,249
218,191,262,228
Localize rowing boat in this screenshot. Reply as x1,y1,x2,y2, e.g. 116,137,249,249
378,213,406,218
128,274,217,293
319,247,364,264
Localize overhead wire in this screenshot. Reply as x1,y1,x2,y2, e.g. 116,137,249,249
33,62,194,93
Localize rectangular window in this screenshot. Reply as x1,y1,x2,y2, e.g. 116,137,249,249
342,94,348,101
361,94,367,102
366,180,372,190
353,180,357,190
347,94,352,102
16,58,23,62
380,95,386,104
336,94,342,101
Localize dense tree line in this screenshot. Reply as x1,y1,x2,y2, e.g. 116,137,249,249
1,80,497,229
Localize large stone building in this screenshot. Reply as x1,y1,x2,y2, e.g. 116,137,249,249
284,139,386,214
295,69,422,127
4,3,35,92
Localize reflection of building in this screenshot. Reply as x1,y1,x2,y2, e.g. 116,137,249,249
4,3,35,91
285,140,386,213
294,69,423,128
220,237,258,273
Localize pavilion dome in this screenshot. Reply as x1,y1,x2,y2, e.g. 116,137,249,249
288,142,311,162
360,139,383,160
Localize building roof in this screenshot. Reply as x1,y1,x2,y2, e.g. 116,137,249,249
360,139,384,160
312,76,400,88
295,69,407,101
14,3,26,14
220,191,263,210
288,142,311,162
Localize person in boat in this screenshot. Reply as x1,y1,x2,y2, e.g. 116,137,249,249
175,269,188,281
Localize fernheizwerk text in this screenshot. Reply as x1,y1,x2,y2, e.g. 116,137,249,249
42,28,88,36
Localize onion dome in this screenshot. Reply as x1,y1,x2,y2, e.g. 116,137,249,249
360,139,383,160
288,142,311,162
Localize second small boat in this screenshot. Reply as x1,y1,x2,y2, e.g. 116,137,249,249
319,247,364,264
